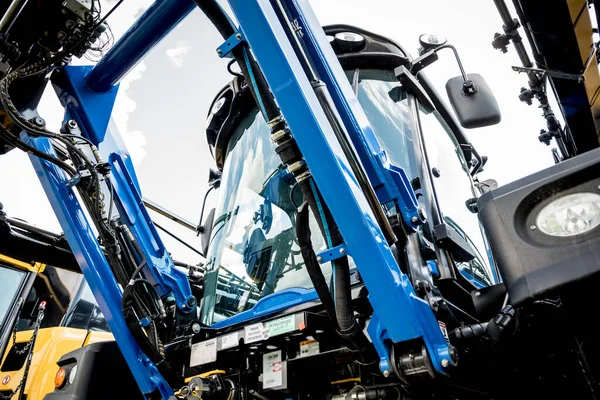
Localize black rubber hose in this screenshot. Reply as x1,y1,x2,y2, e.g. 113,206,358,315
296,201,339,330
192,1,235,38
296,187,373,362
333,257,354,330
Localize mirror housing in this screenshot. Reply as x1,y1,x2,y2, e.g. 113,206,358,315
200,208,215,256
445,73,501,128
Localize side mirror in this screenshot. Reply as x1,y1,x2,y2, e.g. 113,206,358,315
200,208,215,256
446,74,501,129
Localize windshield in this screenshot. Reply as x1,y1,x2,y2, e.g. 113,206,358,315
355,69,417,178
200,69,426,325
200,111,333,325
0,264,26,327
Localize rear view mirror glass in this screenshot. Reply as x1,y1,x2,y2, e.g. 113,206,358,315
445,73,501,129
200,208,215,256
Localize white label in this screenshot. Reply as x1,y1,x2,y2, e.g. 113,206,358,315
190,338,217,367
264,315,295,337
299,339,319,357
245,323,269,344
438,321,450,344
221,332,239,350
262,350,283,389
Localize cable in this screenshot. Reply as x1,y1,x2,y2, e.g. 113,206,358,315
0,124,77,175
227,59,243,77
93,0,123,31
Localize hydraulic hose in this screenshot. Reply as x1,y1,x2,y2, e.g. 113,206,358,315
296,201,339,329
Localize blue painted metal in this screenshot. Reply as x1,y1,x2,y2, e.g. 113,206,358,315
53,66,196,311
212,288,319,328
86,0,197,92
226,0,450,374
316,244,348,264
217,29,245,58
284,0,423,231
22,133,173,398
55,67,119,145
366,314,391,373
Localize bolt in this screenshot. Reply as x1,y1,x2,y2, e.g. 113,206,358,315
57,31,66,40
67,119,78,129
475,291,481,297
61,8,67,14
408,354,415,361
236,33,242,40
411,216,419,224
317,256,323,263
441,359,449,368
530,225,537,231
383,370,390,378
191,322,201,334
186,296,197,309
339,247,346,255
32,116,45,127
432,167,441,178
65,20,75,29
217,49,223,56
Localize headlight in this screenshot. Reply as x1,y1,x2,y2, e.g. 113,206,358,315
535,192,600,237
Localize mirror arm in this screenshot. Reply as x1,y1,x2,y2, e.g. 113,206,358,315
411,44,476,96
197,185,217,235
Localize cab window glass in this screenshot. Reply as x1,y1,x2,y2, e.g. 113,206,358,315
17,266,82,331
62,282,109,332
0,266,26,327
418,107,494,287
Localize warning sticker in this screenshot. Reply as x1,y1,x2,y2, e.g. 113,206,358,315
265,315,295,337
438,321,450,344
220,332,239,350
245,323,269,344
262,350,283,389
299,339,319,357
190,338,217,367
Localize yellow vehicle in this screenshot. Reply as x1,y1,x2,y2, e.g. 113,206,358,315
0,204,113,400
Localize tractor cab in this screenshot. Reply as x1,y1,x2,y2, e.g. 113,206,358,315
200,25,497,328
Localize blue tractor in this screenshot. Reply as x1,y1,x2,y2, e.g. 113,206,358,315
1,0,600,399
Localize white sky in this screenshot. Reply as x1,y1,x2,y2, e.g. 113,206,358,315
0,0,563,264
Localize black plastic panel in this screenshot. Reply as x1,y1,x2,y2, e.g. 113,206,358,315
477,146,600,304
